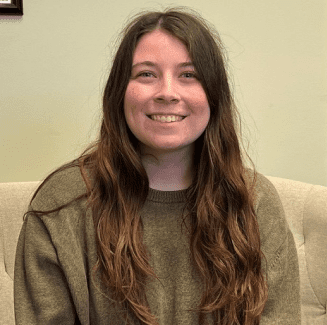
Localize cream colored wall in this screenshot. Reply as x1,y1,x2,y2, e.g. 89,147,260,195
1,0,326,186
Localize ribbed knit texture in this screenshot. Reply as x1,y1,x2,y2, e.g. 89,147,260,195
14,163,301,324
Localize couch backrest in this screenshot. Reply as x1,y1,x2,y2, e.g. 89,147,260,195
0,181,41,280
266,176,327,324
0,177,326,325
0,181,41,325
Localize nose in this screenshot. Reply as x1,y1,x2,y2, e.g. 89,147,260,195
154,74,180,104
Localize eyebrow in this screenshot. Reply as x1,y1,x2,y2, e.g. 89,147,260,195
132,61,195,69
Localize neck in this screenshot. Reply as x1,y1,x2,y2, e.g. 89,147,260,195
141,145,194,191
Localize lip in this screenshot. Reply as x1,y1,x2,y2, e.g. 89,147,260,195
146,115,187,123
146,113,188,117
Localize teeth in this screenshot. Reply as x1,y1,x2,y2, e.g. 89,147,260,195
150,115,185,123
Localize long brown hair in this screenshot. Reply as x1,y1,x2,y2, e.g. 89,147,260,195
26,6,268,325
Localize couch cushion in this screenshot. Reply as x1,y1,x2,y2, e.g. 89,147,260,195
0,181,40,280
266,176,327,324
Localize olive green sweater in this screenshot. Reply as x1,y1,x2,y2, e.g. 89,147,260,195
14,164,301,324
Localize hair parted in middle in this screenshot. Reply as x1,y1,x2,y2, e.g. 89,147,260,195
27,6,269,325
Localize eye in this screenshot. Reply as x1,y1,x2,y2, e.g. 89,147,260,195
138,71,155,78
181,72,197,79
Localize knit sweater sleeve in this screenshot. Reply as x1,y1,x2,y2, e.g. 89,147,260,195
14,165,90,325
14,210,77,325
254,173,301,324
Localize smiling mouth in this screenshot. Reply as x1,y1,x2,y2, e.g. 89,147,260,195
146,115,187,123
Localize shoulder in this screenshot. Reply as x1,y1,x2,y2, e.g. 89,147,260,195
244,168,289,250
30,159,88,212
244,168,283,212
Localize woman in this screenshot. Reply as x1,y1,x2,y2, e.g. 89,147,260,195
14,7,301,325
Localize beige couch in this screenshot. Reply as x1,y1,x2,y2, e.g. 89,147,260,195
0,176,326,325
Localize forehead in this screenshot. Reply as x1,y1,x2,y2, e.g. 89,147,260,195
133,29,191,62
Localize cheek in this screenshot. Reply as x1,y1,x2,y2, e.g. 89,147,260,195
124,86,139,119
124,85,146,125
124,86,135,125
125,83,151,104
185,85,209,106
124,84,136,107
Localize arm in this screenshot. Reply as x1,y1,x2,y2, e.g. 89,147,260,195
260,228,301,324
14,212,77,325
255,175,301,324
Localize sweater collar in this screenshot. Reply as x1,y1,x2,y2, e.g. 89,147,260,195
147,187,189,203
